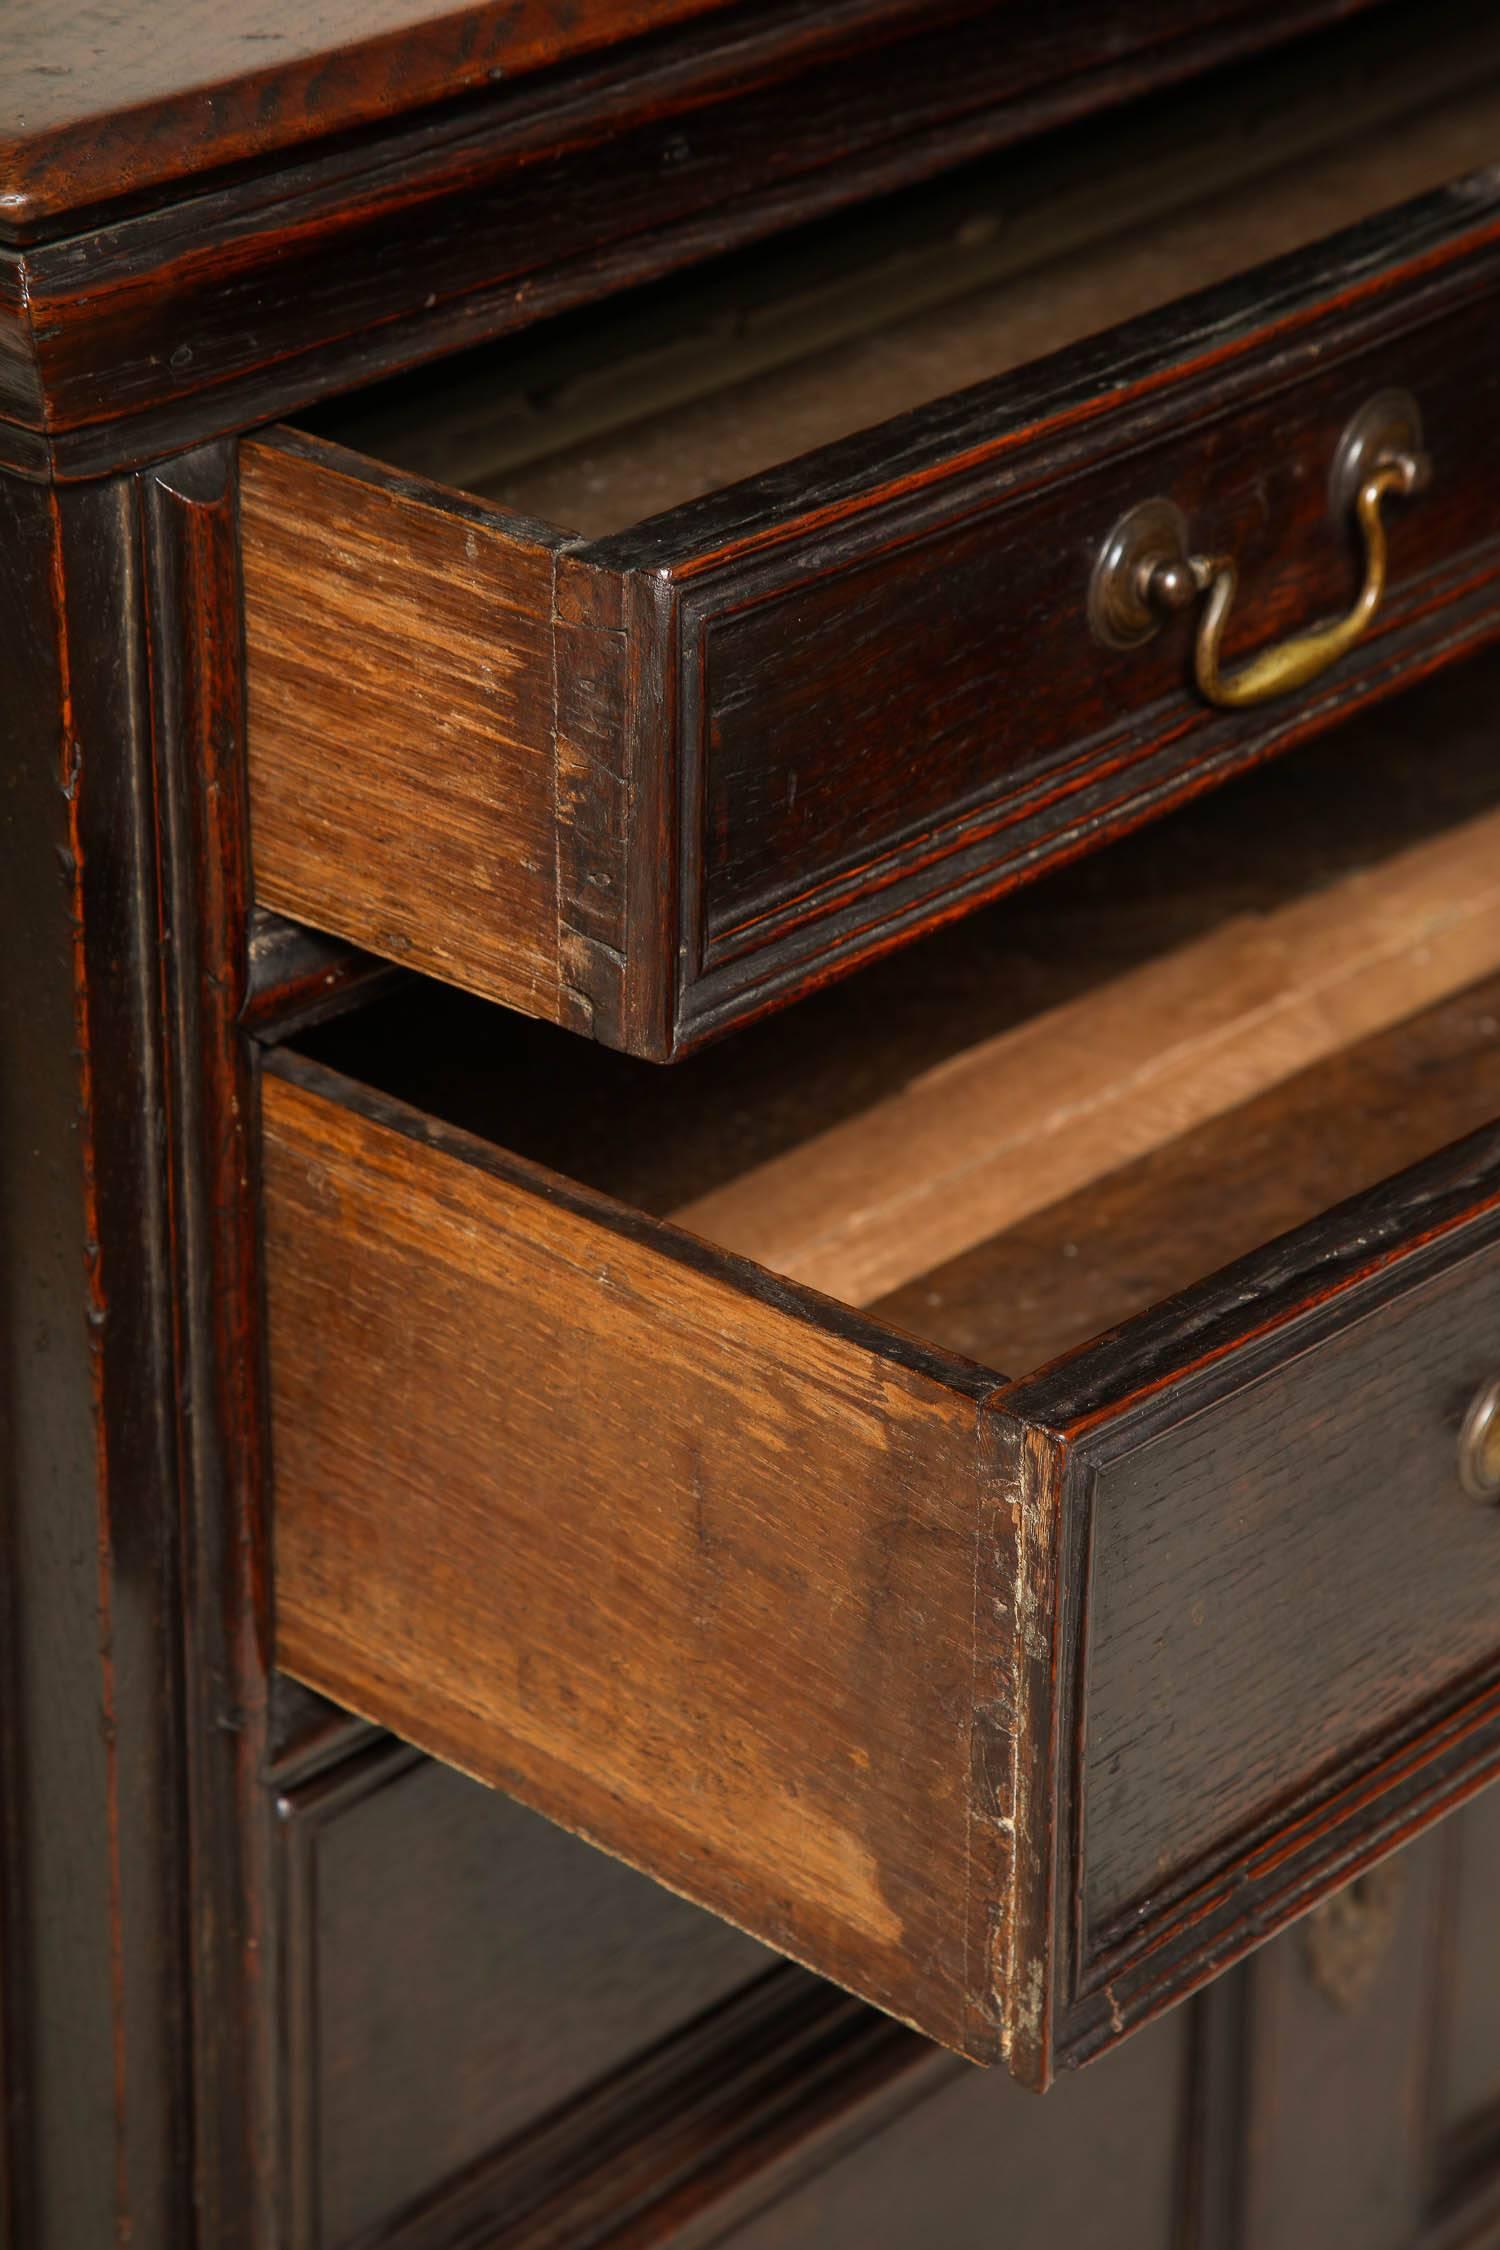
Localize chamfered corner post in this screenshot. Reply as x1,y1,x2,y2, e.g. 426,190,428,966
0,442,274,2247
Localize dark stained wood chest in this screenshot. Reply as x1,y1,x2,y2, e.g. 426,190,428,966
5,3,1500,2243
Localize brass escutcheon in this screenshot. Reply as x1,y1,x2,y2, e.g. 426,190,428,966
1303,1861,1405,2012
1088,390,1430,708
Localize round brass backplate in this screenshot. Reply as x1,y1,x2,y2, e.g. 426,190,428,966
1328,389,1426,524
1087,497,1192,650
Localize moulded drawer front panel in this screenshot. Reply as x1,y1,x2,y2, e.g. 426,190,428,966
1002,1155,1500,2072
692,288,1500,960
1083,1250,1500,1928
277,1741,771,2249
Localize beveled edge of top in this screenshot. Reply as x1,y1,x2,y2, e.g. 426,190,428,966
0,0,735,242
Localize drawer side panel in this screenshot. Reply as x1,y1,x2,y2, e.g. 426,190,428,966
241,430,567,1021
262,1061,1008,2061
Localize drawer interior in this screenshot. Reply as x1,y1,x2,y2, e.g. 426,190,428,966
271,650,1500,2078
298,651,1500,1379
300,0,1500,540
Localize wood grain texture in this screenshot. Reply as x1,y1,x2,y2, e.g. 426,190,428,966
265,1731,1220,2250
550,553,681,1052
659,190,1500,1046
877,971,1500,1380
25,0,1500,2230
1081,1251,1500,1914
295,662,1500,1227
0,476,141,2247
0,0,735,235
327,1799,1500,2250
241,430,568,1020
0,452,276,2241
263,1054,1010,2064
141,446,280,2246
675,803,1500,1305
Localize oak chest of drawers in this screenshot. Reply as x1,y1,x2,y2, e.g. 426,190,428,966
6,3,1500,2245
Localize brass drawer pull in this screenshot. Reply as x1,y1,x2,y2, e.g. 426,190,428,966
1090,391,1430,708
1459,1374,1500,1500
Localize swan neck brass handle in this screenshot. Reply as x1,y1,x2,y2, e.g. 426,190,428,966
1089,391,1430,711
1186,456,1420,708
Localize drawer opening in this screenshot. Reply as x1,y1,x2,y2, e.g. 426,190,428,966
295,654,1500,1378
296,0,1500,542
266,653,1500,2083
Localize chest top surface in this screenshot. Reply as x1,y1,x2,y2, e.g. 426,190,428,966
0,0,748,236
0,0,1406,477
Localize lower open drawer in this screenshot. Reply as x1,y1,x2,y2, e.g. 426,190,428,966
260,673,1500,2085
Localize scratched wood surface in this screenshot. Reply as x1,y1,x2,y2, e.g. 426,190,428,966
0,0,744,233
263,1053,1009,2064
241,430,568,1021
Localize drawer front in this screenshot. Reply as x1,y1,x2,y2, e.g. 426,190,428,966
244,178,1500,1059
999,1161,1500,2078
261,1052,1500,2085
276,1738,769,2250
653,2015,1190,2250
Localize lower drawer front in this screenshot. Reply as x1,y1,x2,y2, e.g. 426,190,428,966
1005,1199,1500,2066
261,1024,1500,2085
278,1766,1500,2249
276,1740,769,2250
693,2013,1190,2250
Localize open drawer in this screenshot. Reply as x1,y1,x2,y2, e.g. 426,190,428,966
262,675,1500,2084
243,2,1500,1059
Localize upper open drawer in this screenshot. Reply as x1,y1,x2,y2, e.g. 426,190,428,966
262,680,1500,2084
241,14,1500,1056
